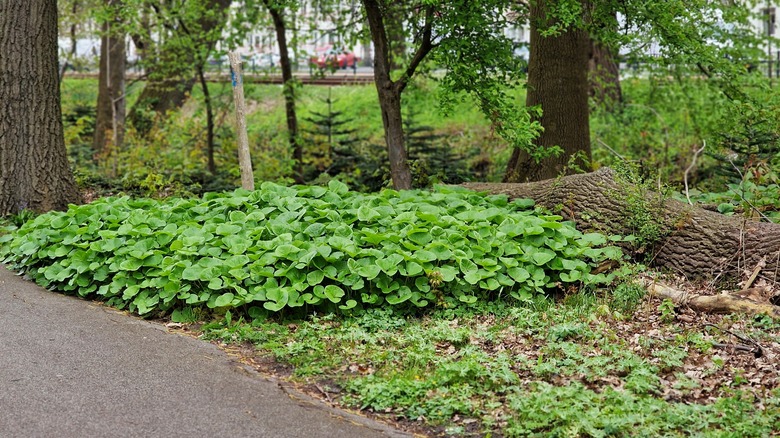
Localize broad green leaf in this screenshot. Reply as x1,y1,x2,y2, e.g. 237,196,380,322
356,263,381,280
437,265,458,282
214,292,235,307
405,261,423,276
530,249,556,266
324,285,345,303
307,270,324,285
339,299,357,310
376,254,404,275
207,277,223,290
507,267,530,282
407,229,432,245
357,205,381,222
328,179,349,195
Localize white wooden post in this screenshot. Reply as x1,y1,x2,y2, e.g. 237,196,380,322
228,51,255,191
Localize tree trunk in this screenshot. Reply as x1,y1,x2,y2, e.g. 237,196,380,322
589,40,622,107
465,168,780,285
376,85,410,189
363,0,413,190
505,0,591,183
0,0,81,214
266,3,303,184
93,0,127,159
59,0,80,82
196,65,216,174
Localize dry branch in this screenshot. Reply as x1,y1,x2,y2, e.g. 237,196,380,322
646,281,780,320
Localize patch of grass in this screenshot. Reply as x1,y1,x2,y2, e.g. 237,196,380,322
200,298,780,436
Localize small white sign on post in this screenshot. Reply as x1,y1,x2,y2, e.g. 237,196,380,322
228,51,255,191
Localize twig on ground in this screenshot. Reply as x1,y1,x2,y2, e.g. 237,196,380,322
703,323,763,357
744,257,766,289
710,342,760,354
314,384,333,404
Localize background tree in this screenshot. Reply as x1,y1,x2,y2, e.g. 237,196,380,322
263,0,304,183
127,0,232,133
0,0,81,214
504,0,774,183
362,0,527,190
93,0,127,159
505,0,591,182
361,0,431,189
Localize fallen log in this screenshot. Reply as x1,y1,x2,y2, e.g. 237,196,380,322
464,167,780,285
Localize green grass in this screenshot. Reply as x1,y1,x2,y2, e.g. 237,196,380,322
201,297,780,436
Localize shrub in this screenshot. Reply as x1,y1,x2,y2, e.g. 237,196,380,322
0,182,621,317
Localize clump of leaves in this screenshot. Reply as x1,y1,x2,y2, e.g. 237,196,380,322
0,181,620,317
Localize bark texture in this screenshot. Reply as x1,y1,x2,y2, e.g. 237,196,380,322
465,168,780,284
505,0,591,183
93,0,126,158
0,0,81,214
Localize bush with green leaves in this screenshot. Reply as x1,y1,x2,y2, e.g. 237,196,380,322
0,181,621,317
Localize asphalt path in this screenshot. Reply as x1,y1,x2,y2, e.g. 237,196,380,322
0,265,408,438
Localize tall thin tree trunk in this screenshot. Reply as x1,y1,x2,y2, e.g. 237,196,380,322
93,0,126,159
504,0,591,183
586,2,622,108
59,0,80,82
197,65,216,174
363,0,412,190
266,3,302,183
0,0,81,214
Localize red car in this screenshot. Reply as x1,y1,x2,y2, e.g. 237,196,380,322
311,47,359,70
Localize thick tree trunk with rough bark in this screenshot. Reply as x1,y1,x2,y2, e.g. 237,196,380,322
465,168,780,285
0,0,81,214
93,0,126,158
267,3,303,184
505,0,591,183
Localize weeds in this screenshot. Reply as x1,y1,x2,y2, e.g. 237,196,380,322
200,297,780,436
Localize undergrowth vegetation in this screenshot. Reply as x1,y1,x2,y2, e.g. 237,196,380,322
202,298,780,436
0,182,622,318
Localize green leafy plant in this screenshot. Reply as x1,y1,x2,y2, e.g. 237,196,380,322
658,298,677,324
0,181,621,317
200,298,780,437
